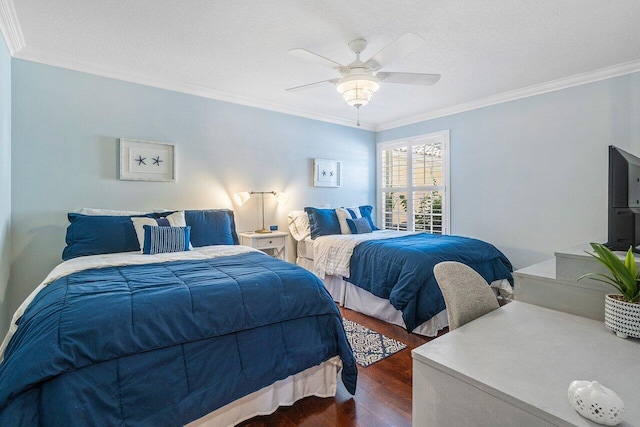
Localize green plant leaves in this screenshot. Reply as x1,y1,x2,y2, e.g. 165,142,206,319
625,249,637,277
579,243,640,302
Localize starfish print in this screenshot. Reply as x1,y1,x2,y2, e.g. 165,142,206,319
329,171,334,177
135,155,146,166
322,170,327,176
152,156,163,166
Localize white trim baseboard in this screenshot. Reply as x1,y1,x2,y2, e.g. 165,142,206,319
0,0,24,55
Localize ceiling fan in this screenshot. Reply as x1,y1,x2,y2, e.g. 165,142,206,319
287,33,440,125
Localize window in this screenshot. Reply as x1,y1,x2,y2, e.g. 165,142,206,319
377,130,450,234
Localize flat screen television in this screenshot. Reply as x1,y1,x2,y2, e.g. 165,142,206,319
607,145,640,252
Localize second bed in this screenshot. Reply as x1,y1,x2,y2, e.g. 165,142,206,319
290,209,514,337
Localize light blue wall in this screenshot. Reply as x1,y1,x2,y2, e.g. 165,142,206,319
377,73,640,269
0,35,11,336
9,59,375,325
8,56,640,334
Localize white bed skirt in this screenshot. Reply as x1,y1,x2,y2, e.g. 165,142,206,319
297,257,449,337
188,356,342,427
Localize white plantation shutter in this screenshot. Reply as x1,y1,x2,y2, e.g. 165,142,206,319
377,131,450,234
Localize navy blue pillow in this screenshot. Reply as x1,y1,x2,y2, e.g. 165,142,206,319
184,209,239,247
62,213,151,261
346,217,373,234
358,205,379,231
305,207,341,239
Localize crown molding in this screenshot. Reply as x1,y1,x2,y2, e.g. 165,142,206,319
376,59,640,132
0,0,24,55
11,44,640,134
13,48,376,131
4,0,638,136
0,0,373,130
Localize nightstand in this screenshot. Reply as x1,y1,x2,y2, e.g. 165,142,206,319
238,231,288,260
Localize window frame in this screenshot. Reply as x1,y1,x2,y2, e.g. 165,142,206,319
376,130,451,234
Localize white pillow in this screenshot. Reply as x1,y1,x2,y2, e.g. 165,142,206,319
335,208,353,234
131,211,187,252
344,206,362,219
287,211,311,241
335,207,363,234
76,208,147,216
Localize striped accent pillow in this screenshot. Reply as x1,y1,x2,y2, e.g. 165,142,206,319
131,211,188,252
142,225,191,255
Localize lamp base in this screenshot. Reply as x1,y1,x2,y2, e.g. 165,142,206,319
254,229,272,234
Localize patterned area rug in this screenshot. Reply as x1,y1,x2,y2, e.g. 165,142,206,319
342,318,407,367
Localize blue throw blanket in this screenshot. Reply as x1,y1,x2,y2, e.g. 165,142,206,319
346,233,513,331
0,252,357,426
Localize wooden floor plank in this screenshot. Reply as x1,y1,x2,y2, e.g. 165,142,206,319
237,306,444,426
343,384,411,427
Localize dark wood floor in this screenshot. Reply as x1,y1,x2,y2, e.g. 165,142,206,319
238,307,447,427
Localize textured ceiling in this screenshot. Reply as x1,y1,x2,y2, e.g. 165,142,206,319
5,0,640,129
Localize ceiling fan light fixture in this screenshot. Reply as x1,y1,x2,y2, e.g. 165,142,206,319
336,76,380,108
287,34,436,124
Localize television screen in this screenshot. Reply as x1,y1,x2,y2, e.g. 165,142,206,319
607,146,640,251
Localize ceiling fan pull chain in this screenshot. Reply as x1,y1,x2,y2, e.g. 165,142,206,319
356,106,360,127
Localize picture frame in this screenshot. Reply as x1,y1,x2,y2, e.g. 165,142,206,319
313,158,341,187
119,138,176,182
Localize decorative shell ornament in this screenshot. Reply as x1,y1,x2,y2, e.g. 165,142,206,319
568,380,624,426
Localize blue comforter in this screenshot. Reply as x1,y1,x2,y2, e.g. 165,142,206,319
346,233,513,331
0,251,357,426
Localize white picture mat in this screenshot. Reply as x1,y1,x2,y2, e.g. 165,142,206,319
119,139,175,181
314,159,341,187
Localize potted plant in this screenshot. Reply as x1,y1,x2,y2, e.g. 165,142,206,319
579,243,640,338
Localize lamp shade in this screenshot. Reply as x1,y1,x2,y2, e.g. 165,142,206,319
233,191,251,206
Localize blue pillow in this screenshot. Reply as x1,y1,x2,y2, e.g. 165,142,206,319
305,207,341,239
346,217,373,234
142,225,191,254
183,209,239,247
357,205,378,231
62,213,152,260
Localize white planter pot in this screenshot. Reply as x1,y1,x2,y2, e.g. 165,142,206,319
604,294,640,339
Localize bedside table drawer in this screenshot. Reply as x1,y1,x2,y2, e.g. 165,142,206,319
255,236,285,249
238,231,288,261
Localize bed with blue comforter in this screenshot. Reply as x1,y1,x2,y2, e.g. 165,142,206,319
346,233,513,331
0,249,357,426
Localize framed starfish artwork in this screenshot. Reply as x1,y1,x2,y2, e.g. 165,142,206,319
313,159,341,187
118,139,175,181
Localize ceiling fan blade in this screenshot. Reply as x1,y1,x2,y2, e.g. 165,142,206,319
286,78,340,92
289,48,345,70
364,33,426,71
376,72,441,86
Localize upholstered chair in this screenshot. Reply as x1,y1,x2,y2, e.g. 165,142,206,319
434,261,500,331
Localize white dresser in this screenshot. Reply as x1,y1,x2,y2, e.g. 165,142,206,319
412,302,639,426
